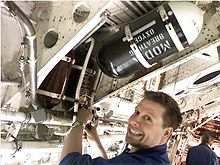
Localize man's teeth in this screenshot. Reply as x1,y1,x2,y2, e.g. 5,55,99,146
130,128,142,136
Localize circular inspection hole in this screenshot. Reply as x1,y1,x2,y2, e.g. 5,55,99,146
193,70,220,85
73,3,90,23
44,30,59,48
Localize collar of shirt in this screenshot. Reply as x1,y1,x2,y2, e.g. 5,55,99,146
200,143,211,149
123,144,169,164
124,143,167,154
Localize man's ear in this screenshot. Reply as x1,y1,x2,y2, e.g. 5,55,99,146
209,141,213,147
161,127,173,143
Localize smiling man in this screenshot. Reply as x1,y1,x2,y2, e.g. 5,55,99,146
60,91,182,165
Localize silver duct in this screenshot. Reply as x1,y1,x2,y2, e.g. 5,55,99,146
0,109,128,131
4,1,38,110
0,109,72,126
1,141,62,154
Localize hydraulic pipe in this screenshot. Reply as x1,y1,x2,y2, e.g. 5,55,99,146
4,1,38,110
0,109,72,126
1,141,62,153
0,109,128,130
1,81,21,86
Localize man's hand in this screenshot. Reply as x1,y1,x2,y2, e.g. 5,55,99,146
85,123,99,142
77,107,93,124
85,123,108,159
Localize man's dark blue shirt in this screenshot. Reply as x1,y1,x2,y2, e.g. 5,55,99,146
186,143,218,165
60,144,170,165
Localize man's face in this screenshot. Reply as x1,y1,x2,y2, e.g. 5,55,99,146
125,99,173,149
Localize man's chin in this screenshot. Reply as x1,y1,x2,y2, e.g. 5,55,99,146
126,136,138,146
128,143,147,151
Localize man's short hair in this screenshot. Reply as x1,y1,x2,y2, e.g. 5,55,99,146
201,134,214,144
143,91,182,130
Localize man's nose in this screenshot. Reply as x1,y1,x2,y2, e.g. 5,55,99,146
129,115,141,127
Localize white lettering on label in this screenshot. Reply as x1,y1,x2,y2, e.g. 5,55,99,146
144,40,171,60
127,24,172,63
122,20,156,42
137,33,164,51
129,50,134,56
133,29,155,44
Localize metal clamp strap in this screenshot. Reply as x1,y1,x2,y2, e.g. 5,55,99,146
37,89,78,103
125,25,151,68
158,5,184,52
61,56,72,63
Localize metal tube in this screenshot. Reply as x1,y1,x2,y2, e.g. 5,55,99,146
4,2,35,36
73,38,95,121
0,109,72,126
126,1,143,15
192,112,220,131
1,141,62,152
0,109,129,132
0,109,127,129
4,1,38,110
135,1,148,13
1,81,21,86
27,36,38,109
90,69,101,105
0,110,27,122
48,115,72,126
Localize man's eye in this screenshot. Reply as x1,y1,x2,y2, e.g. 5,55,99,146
144,116,151,122
134,110,139,114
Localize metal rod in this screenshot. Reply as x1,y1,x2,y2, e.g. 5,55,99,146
143,1,154,9
0,109,27,122
192,112,220,131
73,38,95,121
135,1,148,13
0,109,72,126
1,81,21,86
126,1,143,15
0,109,128,130
4,1,38,110
1,141,62,151
90,69,102,106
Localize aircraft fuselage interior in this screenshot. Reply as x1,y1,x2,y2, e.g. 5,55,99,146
1,1,220,164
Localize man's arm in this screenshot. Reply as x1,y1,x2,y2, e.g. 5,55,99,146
60,108,93,161
60,125,84,161
212,152,219,165
85,124,108,159
185,149,191,165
